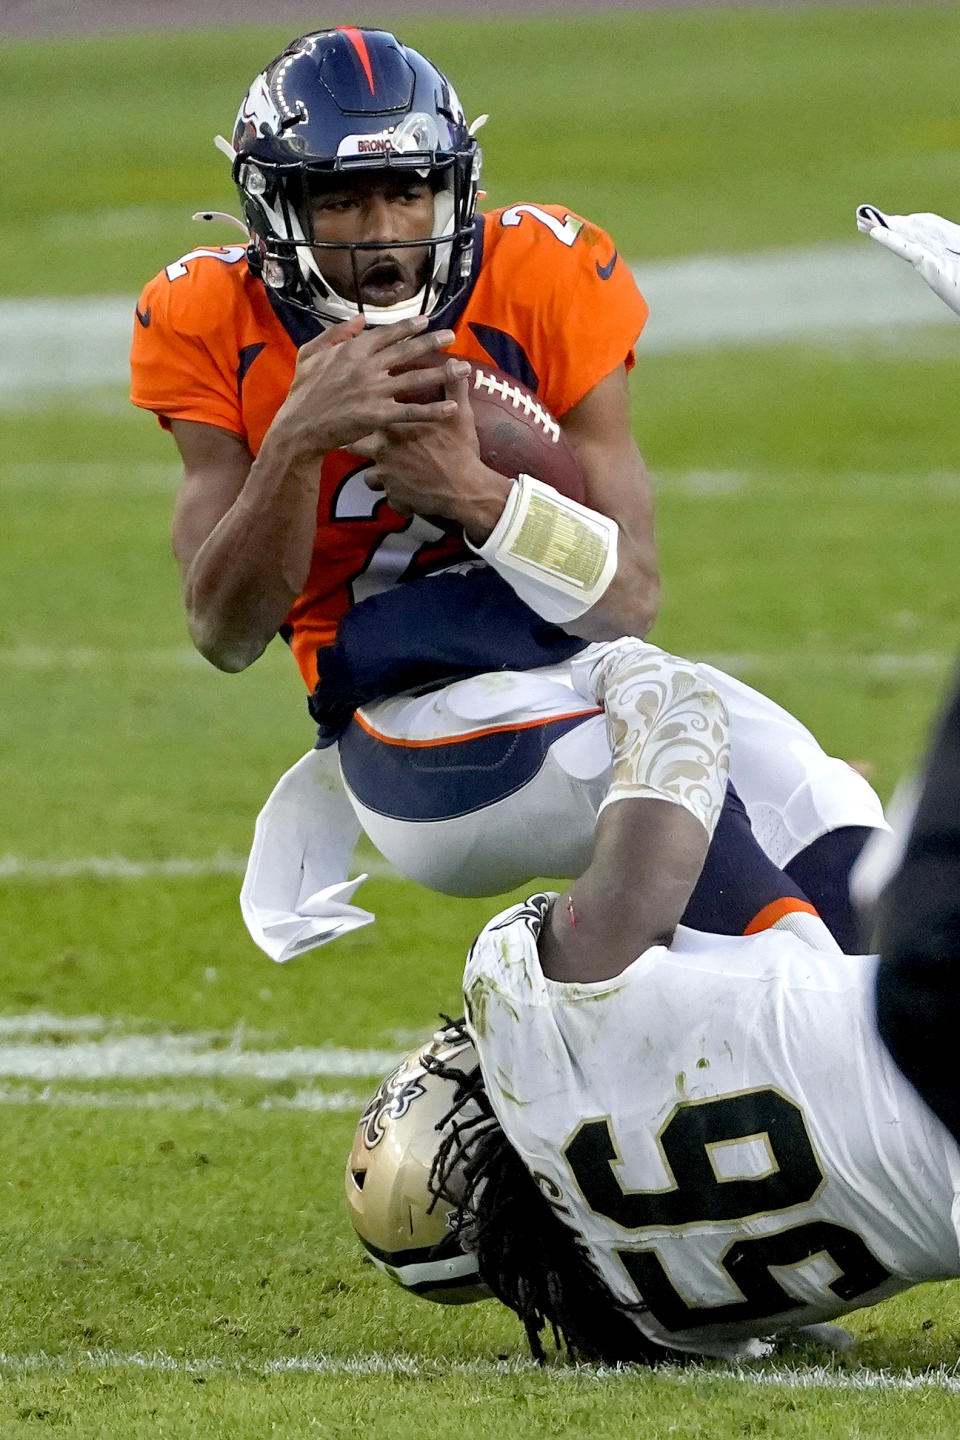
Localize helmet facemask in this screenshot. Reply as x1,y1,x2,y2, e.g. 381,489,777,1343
294,162,460,325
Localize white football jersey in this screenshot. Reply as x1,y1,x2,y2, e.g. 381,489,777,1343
464,896,960,1358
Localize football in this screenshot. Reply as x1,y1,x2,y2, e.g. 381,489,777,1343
459,359,588,505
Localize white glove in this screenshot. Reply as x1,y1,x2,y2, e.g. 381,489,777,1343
856,203,960,317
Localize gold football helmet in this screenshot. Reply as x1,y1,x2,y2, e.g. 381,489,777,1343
345,1024,491,1304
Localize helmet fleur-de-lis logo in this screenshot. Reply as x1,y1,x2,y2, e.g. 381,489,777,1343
359,1063,427,1149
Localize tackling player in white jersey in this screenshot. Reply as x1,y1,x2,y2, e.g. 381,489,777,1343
346,639,960,1363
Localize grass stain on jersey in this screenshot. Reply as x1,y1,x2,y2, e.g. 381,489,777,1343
493,1082,527,1108
464,976,519,1043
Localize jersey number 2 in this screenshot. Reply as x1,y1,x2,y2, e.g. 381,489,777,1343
165,246,247,282
564,1089,891,1332
500,205,583,247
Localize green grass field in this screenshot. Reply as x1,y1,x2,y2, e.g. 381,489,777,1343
3,6,960,1435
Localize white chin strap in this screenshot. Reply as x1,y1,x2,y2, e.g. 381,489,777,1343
316,280,432,327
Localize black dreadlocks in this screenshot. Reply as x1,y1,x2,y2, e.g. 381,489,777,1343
424,1019,685,1368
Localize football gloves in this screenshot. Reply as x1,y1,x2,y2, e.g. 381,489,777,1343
857,204,960,317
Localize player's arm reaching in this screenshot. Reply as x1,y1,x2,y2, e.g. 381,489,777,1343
537,641,731,982
357,361,658,642
169,316,466,672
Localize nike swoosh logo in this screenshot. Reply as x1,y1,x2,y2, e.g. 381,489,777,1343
135,305,151,327
595,250,618,280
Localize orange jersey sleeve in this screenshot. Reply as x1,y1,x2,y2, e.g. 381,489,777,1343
452,204,648,417
129,245,298,449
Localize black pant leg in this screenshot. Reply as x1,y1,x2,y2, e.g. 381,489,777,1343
875,665,960,1142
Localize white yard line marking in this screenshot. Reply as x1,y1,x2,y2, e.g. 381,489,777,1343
0,461,180,489
637,241,957,354
651,468,960,498
685,1361,960,1394
7,463,960,499
3,241,957,405
0,1013,116,1036
0,1034,401,1081
0,645,205,669
0,1350,536,1378
0,1084,363,1113
0,852,397,880
0,645,951,680
0,1013,404,1088
701,652,951,678
0,852,248,879
0,1348,957,1392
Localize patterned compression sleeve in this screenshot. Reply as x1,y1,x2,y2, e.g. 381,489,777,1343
571,641,731,837
875,660,960,1143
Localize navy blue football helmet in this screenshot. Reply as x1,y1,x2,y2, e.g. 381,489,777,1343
228,28,483,326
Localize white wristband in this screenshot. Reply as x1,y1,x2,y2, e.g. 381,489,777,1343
467,473,618,625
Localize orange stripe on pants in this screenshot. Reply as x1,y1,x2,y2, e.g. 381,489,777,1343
743,897,821,936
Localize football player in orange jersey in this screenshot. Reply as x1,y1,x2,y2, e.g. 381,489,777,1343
130,26,657,699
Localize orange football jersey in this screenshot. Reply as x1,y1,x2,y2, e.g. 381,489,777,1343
130,206,648,689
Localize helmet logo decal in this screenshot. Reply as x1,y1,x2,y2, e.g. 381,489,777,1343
358,1029,475,1149
337,26,376,94
359,1065,427,1149
237,77,286,144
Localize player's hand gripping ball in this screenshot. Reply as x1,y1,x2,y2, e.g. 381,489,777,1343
402,354,587,502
